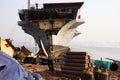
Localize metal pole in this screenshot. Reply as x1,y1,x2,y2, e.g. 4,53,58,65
28,0,30,9
0,37,1,50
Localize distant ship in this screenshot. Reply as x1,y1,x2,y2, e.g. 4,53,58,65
18,1,84,59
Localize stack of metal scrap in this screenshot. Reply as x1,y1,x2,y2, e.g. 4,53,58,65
61,52,95,80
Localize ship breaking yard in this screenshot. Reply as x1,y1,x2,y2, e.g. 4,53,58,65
0,0,120,80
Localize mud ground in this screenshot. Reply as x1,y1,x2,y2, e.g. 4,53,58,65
21,63,120,80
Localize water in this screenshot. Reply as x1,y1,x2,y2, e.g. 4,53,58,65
70,42,120,61
13,42,120,61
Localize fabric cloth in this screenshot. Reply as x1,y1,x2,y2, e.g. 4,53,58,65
0,51,43,80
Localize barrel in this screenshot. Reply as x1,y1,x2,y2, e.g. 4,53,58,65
95,60,102,68
94,70,108,80
103,61,111,70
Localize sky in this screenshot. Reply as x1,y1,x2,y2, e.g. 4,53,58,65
0,0,120,44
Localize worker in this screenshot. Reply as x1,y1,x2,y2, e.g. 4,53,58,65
47,46,54,72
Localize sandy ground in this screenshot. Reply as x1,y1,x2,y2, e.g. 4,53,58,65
21,63,120,80
21,63,66,80
109,71,120,80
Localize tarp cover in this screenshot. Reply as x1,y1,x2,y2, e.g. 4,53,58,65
0,51,42,80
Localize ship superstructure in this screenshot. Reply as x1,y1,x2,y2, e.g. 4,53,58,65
18,2,84,58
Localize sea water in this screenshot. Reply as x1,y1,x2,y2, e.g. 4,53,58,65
70,42,120,61
14,42,120,61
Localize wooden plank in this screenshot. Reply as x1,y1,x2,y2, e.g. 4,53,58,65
64,58,89,63
62,70,82,76
64,63,89,68
61,65,86,71
66,52,88,56
61,74,81,79
64,55,89,59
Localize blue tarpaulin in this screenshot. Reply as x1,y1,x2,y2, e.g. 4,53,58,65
0,51,43,80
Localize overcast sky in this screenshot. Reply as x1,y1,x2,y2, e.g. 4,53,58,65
0,0,120,43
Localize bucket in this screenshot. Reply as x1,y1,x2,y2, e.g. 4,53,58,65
103,61,111,70
95,60,102,68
